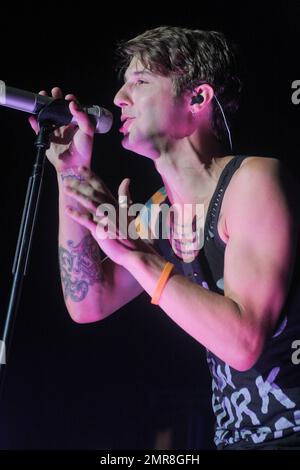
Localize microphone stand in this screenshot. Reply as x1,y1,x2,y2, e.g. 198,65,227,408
0,100,68,392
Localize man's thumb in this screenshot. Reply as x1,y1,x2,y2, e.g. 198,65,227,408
118,178,132,207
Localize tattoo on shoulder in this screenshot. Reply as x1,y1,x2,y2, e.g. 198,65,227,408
59,234,103,302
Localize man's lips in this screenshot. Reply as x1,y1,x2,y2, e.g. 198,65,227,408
120,117,135,133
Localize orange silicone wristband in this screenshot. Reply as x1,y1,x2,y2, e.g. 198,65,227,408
151,262,175,305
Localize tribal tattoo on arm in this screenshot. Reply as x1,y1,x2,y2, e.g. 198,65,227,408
59,234,103,302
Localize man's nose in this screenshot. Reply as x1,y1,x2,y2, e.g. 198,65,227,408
113,84,131,108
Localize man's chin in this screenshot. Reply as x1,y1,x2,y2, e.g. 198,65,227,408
121,134,140,152
121,134,157,159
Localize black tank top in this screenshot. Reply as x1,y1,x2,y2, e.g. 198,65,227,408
154,155,300,449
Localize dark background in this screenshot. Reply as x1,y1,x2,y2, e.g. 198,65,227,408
0,1,299,450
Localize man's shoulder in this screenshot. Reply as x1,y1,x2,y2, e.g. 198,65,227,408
233,155,300,199
225,155,298,229
228,156,283,195
237,155,281,174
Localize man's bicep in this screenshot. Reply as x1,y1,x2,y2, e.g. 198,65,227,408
224,234,290,335
223,158,296,336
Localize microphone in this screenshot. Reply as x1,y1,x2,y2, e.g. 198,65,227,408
0,80,113,134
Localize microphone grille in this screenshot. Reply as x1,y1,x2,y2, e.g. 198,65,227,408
84,105,113,134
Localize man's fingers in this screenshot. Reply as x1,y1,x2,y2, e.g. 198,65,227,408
78,167,103,191
77,167,114,197
68,101,95,135
63,185,100,213
28,90,48,134
64,178,95,197
51,87,63,99
28,116,39,134
65,206,96,233
65,93,78,102
118,178,132,207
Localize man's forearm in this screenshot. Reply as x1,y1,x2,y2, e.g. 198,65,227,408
124,250,261,370
57,174,105,322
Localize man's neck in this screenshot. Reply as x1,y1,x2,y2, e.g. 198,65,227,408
154,135,229,207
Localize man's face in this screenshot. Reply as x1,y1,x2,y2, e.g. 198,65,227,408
114,57,193,159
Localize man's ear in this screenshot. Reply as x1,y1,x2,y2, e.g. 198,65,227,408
190,84,215,113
